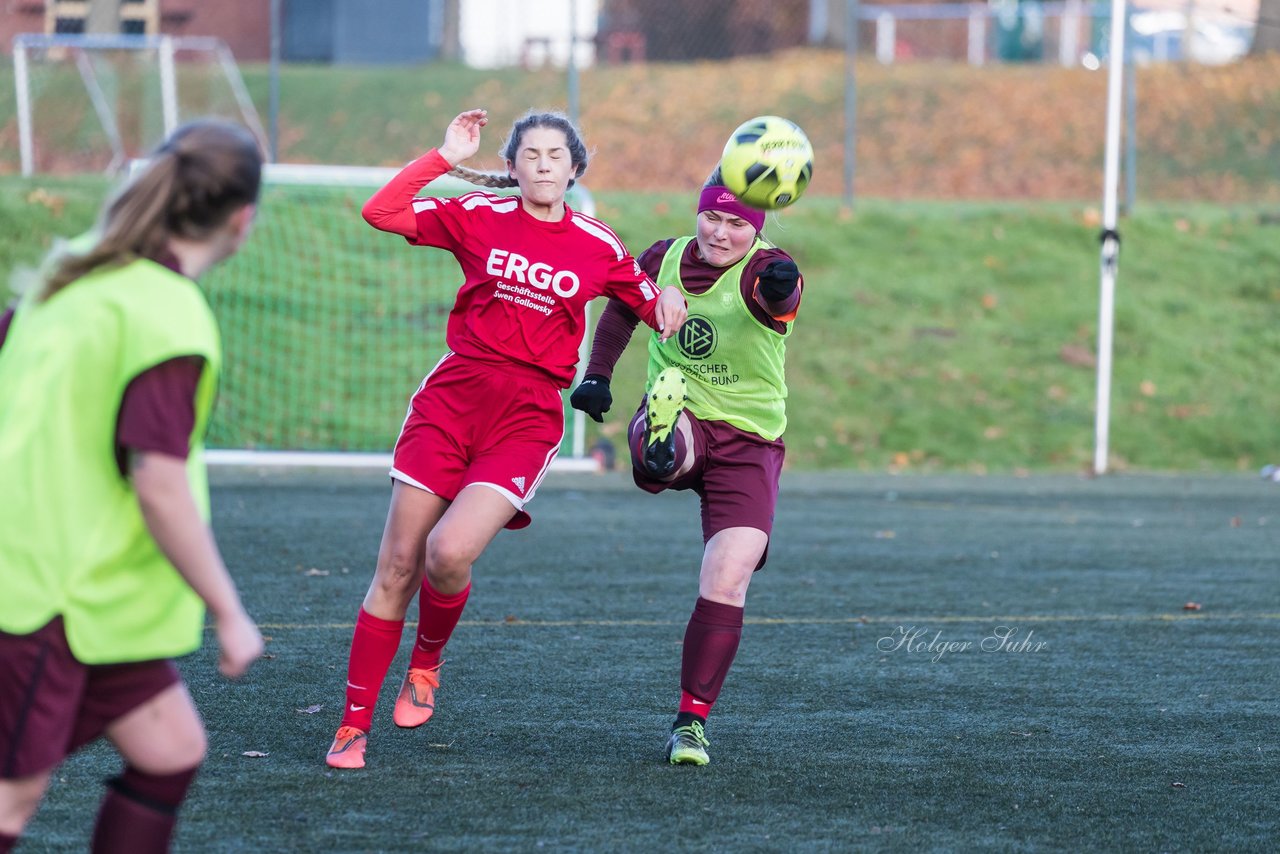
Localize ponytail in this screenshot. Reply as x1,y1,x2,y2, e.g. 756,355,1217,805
40,119,261,301
42,153,182,298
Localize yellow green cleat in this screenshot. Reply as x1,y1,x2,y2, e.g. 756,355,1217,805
665,720,710,766
643,367,689,477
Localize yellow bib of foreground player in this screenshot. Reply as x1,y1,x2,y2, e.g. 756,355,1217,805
0,258,221,664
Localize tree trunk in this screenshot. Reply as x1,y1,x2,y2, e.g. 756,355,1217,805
439,0,462,62
1252,0,1280,55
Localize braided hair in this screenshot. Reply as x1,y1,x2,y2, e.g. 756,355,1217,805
448,110,588,190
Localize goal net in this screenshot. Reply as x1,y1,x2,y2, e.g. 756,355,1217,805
12,33,266,176
199,164,596,468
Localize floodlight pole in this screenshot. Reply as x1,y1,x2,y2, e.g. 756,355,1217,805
269,0,281,162
567,0,580,127
14,40,34,176
843,0,858,208
1123,15,1137,213
1093,0,1127,476
158,35,178,136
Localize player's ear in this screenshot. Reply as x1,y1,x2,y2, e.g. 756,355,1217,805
235,203,257,235
226,203,257,250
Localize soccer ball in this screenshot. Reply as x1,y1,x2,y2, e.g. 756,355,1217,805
718,116,814,210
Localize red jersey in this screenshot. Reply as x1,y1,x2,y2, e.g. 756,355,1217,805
366,151,663,388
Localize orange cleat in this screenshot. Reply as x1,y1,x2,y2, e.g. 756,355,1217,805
393,667,441,728
325,726,367,769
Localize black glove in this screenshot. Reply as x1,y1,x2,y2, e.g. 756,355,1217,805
757,259,801,303
570,374,612,423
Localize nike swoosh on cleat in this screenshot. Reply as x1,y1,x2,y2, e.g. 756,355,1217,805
690,699,710,707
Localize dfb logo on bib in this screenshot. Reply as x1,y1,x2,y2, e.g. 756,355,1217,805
677,316,717,360
486,249,581,297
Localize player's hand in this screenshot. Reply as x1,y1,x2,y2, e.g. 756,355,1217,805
654,286,688,343
757,259,801,303
438,108,488,166
570,374,613,423
215,606,264,679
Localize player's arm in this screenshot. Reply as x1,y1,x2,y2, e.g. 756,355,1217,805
133,453,262,677
747,251,803,323
0,305,13,352
361,151,456,239
361,108,489,242
602,243,687,341
121,358,262,678
571,299,641,422
572,243,682,422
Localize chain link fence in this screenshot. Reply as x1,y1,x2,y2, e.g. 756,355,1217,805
4,0,1274,202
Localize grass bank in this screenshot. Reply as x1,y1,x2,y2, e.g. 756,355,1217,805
3,175,1278,472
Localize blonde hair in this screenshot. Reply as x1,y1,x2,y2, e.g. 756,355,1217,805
40,119,262,300
449,111,589,191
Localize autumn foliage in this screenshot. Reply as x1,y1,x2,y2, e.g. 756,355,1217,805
569,51,1280,202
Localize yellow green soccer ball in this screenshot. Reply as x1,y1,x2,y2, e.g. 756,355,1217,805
718,116,814,210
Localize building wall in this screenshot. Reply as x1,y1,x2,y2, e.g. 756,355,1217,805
333,0,438,64
167,1,272,60
0,1,271,58
285,0,440,64
0,2,47,53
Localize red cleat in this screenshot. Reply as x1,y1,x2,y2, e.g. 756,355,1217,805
393,667,441,728
325,726,367,769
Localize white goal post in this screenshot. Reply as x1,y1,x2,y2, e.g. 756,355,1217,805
13,32,267,176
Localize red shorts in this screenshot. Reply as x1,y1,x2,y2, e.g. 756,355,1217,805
392,353,565,530
628,404,785,567
0,617,180,778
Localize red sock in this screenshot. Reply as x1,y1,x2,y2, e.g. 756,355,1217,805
91,765,197,854
409,582,471,671
678,597,744,717
341,608,404,730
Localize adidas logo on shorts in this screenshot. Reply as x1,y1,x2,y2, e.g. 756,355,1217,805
511,476,526,493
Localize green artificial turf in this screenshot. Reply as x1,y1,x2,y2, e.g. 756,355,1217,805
19,470,1279,851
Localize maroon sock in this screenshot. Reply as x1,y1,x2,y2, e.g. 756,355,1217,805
0,832,18,853
91,764,197,854
679,597,744,716
629,413,647,464
341,608,404,730
408,581,471,671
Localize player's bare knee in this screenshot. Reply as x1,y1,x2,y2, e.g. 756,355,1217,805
424,535,473,589
702,580,749,606
160,731,207,772
376,545,422,595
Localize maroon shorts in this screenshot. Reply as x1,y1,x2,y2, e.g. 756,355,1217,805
0,617,180,778
628,403,785,566
392,353,565,530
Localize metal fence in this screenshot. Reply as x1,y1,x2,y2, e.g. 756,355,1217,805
5,0,1274,203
